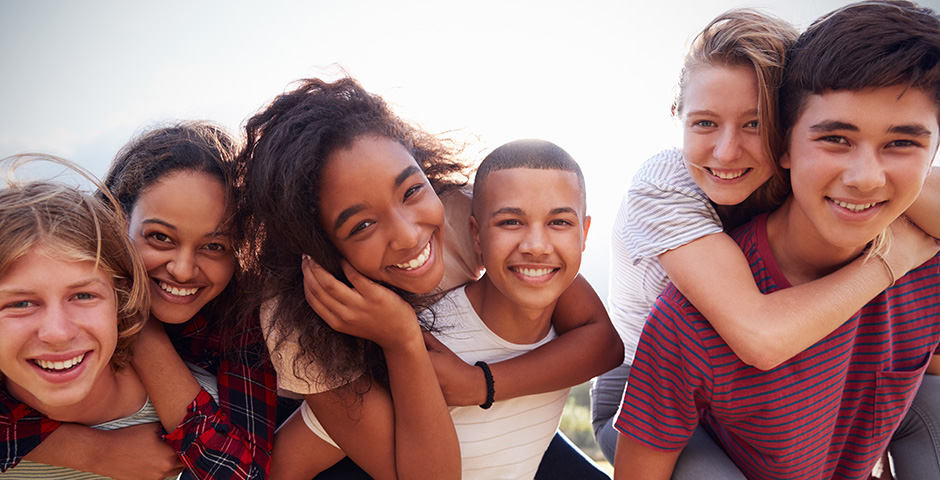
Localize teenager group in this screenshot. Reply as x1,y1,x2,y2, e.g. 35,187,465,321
0,1,938,479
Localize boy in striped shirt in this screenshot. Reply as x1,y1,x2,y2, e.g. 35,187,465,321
614,1,940,479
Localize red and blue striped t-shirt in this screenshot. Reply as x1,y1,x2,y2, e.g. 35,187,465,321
616,213,940,480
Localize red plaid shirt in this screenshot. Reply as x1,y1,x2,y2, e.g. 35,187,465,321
0,312,278,479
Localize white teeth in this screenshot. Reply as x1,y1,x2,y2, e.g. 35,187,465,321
834,200,877,213
35,353,85,372
159,281,198,297
709,168,747,180
516,267,554,277
395,242,431,271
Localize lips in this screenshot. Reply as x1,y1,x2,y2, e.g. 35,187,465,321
393,241,432,271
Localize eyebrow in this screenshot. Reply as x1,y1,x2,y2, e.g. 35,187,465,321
0,277,109,296
810,120,933,137
490,206,578,218
142,218,232,240
332,165,421,234
686,109,759,118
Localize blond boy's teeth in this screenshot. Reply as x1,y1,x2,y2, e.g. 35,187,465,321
834,200,876,212
395,242,431,271
159,281,198,297
516,267,554,277
35,353,85,372
709,168,747,180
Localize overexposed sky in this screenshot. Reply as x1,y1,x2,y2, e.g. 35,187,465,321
0,0,869,299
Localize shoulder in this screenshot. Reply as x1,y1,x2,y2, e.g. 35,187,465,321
632,148,699,192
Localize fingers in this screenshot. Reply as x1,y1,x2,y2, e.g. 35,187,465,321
301,257,358,324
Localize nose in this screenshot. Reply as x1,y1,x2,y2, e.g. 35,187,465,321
37,303,80,344
843,148,886,193
166,250,199,283
714,128,742,163
389,210,422,251
519,226,552,257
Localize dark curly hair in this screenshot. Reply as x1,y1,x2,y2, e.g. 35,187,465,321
100,121,242,343
238,77,469,391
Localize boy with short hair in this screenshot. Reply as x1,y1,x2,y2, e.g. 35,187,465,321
614,2,940,479
428,138,597,479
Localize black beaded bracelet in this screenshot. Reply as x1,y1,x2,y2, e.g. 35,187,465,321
475,361,495,409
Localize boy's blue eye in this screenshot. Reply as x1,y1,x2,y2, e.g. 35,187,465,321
694,120,716,128
74,292,94,301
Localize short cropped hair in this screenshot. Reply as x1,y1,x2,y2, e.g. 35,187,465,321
780,0,940,141
472,139,586,216
0,156,149,369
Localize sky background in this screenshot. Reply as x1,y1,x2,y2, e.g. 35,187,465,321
0,0,915,301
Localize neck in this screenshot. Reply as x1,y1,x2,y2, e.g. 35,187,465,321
766,199,867,286
464,277,555,345
11,365,147,425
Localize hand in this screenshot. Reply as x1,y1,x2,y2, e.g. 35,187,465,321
302,257,421,350
882,216,940,279
93,423,184,480
423,332,485,406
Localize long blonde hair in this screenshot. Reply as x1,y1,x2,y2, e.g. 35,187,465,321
0,155,149,368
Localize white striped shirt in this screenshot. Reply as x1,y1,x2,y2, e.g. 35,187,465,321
608,148,723,365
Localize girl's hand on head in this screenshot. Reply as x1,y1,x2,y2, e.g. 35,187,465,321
423,332,484,406
302,257,421,350
882,216,940,280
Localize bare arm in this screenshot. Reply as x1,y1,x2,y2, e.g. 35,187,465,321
269,406,345,479
661,216,939,370
23,423,182,480
613,433,680,480
131,320,202,432
427,275,623,406
927,355,940,376
904,166,939,238
301,259,460,480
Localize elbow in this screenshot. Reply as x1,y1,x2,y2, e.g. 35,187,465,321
736,346,788,371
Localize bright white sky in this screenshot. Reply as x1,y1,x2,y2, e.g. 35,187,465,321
0,0,873,299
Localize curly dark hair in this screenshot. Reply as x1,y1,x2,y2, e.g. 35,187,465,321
100,121,243,344
238,77,469,391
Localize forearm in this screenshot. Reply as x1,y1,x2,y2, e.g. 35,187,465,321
711,254,892,369
132,326,202,431
22,423,100,473
489,321,622,402
384,337,461,480
661,233,894,370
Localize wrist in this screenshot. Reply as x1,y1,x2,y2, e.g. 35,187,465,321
475,361,495,409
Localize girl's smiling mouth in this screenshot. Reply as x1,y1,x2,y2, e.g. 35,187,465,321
393,241,432,271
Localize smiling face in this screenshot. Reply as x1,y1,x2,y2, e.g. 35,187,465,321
0,247,118,415
127,170,235,324
471,168,590,312
680,64,776,206
782,85,938,252
318,135,446,294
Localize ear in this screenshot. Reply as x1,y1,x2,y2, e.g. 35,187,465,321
581,215,591,252
779,151,792,170
470,215,483,255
